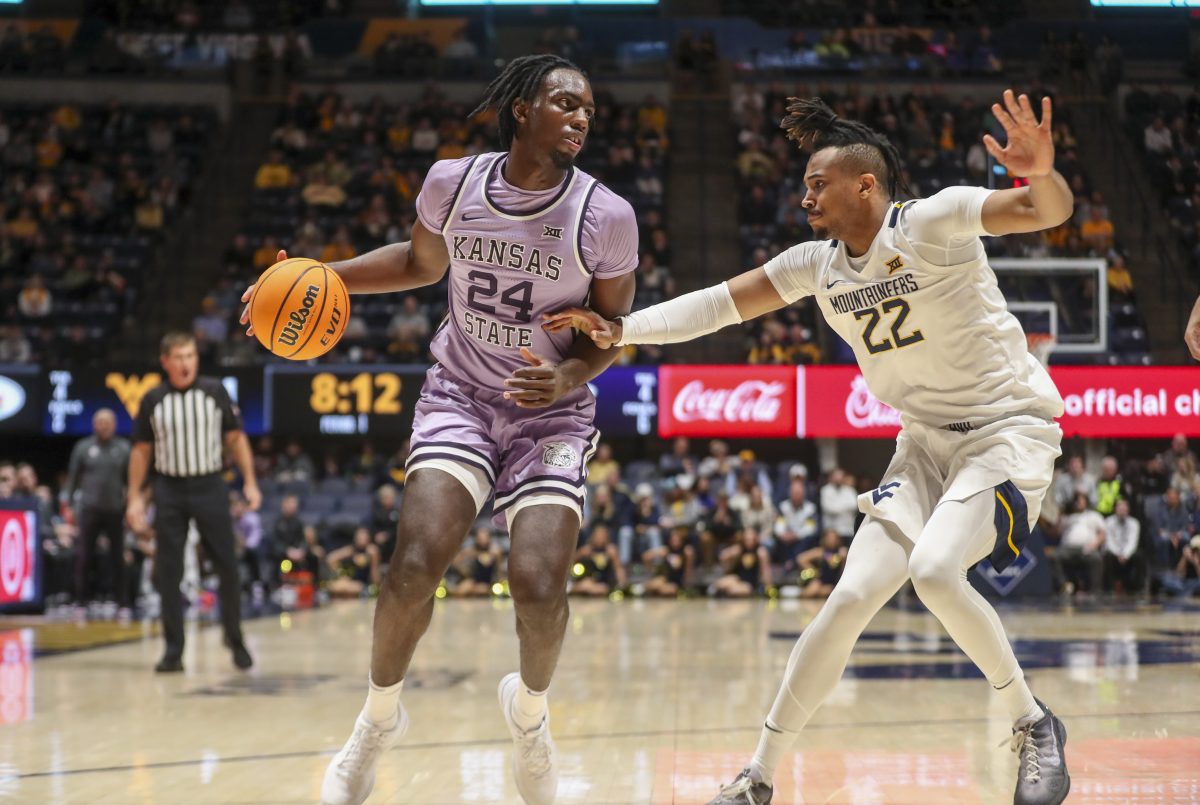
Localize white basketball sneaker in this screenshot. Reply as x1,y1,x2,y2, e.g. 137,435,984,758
498,672,559,804
321,704,409,805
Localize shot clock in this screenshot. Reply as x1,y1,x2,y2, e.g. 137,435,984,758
266,366,425,436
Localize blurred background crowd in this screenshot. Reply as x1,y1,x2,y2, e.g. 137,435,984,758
16,428,1200,620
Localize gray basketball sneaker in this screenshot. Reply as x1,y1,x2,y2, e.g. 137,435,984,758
706,768,773,805
1010,698,1070,805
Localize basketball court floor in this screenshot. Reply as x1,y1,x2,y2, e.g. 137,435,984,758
2,596,1198,804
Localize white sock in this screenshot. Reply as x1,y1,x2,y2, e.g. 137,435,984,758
512,679,548,732
362,675,404,728
749,720,797,786
995,674,1043,728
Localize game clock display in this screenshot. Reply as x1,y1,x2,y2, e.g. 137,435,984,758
266,367,426,436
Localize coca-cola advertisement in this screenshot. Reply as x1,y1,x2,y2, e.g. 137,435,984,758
801,366,902,438
658,366,797,438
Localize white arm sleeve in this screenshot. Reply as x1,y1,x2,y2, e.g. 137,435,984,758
902,186,996,267
616,282,742,346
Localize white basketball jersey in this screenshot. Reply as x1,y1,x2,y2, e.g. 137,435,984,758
764,189,1064,428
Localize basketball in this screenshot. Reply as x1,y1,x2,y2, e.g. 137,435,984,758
249,257,349,360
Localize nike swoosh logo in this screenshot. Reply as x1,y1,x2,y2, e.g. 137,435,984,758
826,280,849,289
462,213,485,221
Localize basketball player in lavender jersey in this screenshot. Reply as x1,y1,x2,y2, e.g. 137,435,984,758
239,56,638,805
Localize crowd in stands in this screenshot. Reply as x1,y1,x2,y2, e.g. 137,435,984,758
1126,85,1200,277
203,85,672,366
732,81,1150,365
1043,435,1200,599
721,0,1013,29
0,24,68,75
83,0,350,30
373,30,482,79
738,26,1007,78
721,0,1014,76
1,101,216,364
372,25,602,80
29,432,1200,617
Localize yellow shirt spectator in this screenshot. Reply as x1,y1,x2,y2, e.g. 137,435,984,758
638,101,667,137
8,212,39,240
321,241,357,264
36,139,63,168
1107,258,1134,296
394,172,421,204
255,160,293,190
1080,215,1115,251
749,341,789,365
1042,222,1074,250
436,140,467,161
253,243,279,270
134,199,163,231
387,124,412,152
54,104,82,131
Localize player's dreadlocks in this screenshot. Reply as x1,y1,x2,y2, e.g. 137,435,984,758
471,54,584,149
780,97,909,199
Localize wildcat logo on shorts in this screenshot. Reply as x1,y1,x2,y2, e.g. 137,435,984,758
542,442,579,469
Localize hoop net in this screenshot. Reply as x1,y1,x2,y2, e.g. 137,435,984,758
1027,332,1057,368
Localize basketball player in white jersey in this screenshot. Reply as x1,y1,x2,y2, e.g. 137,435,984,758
545,91,1073,805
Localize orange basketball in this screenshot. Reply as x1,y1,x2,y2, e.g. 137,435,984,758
249,257,350,360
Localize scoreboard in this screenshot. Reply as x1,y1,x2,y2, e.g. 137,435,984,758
266,366,424,436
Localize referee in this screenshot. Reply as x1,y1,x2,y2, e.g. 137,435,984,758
126,332,261,673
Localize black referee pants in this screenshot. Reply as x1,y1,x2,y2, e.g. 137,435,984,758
74,507,127,607
153,474,243,658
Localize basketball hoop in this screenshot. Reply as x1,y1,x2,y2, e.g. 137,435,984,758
1027,332,1056,367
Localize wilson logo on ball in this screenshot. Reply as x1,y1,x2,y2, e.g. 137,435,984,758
277,284,321,347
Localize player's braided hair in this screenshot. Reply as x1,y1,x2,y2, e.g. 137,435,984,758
471,54,584,150
780,97,909,199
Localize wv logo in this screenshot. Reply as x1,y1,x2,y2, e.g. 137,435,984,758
976,551,1038,596
542,225,564,240
106,372,162,418
871,481,901,505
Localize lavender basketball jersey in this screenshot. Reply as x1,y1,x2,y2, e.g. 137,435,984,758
416,152,638,392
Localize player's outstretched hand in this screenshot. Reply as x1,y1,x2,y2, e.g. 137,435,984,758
504,347,571,409
238,249,288,337
542,306,622,349
983,89,1053,179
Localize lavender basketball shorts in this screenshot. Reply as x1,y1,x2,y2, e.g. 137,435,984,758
406,363,599,529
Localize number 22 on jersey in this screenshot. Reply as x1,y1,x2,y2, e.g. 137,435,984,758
853,298,925,355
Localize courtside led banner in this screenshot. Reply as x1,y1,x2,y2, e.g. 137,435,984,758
0,508,39,610
799,366,1200,439
1050,366,1200,437
658,365,797,438
660,365,1200,439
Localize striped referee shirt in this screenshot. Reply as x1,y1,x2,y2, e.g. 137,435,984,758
131,377,242,477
